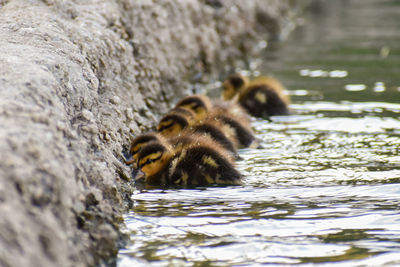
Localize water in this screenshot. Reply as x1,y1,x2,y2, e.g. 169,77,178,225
118,0,400,266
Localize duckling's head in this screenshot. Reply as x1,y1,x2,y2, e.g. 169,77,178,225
157,113,190,138
137,141,173,179
129,133,165,163
167,107,196,124
222,74,249,100
175,95,212,121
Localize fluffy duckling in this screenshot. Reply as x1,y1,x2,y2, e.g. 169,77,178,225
223,74,290,118
126,132,168,166
174,94,213,121
157,112,193,138
155,104,239,158
169,133,236,163
208,100,259,148
213,99,250,121
167,106,197,121
174,94,257,149
189,120,238,158
222,73,249,101
207,110,258,148
136,139,242,186
127,131,236,167
156,105,197,138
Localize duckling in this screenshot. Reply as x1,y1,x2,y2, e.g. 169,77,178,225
212,99,250,121
157,112,192,138
207,110,258,148
136,140,173,185
156,105,198,138
126,132,168,166
174,94,213,121
155,103,239,158
168,106,197,121
189,120,238,158
222,73,250,101
207,100,259,148
169,133,236,163
136,139,242,186
222,74,290,118
173,94,256,146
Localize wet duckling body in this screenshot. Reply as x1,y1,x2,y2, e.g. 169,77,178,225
137,139,242,186
223,74,290,118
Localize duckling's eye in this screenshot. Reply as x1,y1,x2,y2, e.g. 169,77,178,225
157,120,174,132
139,153,163,168
131,146,141,155
187,102,199,110
193,105,202,112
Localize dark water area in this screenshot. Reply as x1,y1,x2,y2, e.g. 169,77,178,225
118,0,400,266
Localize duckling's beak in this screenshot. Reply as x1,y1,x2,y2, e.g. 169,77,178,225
124,156,138,169
134,170,146,181
125,157,135,164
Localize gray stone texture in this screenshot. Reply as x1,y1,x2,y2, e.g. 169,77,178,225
0,0,303,266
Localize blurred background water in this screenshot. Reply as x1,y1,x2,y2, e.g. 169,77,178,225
118,0,400,266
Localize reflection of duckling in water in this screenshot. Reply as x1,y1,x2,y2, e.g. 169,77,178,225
136,139,242,186
223,74,290,118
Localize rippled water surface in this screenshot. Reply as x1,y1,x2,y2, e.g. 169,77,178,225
118,0,400,266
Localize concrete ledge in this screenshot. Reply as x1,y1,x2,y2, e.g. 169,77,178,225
0,0,302,266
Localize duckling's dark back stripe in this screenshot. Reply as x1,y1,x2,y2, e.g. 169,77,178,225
241,84,289,117
192,123,237,155
158,113,189,132
176,96,207,110
169,145,242,186
215,115,255,147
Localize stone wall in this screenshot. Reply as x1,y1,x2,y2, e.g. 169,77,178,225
0,0,303,266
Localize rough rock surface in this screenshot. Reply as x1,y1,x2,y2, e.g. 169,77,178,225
0,0,303,266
